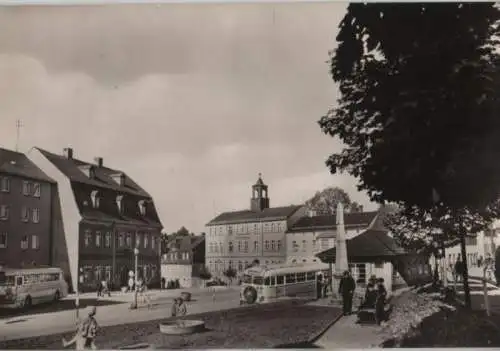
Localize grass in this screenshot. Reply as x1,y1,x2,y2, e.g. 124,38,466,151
0,300,342,349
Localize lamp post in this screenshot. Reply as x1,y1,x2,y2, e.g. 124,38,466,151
76,268,83,320
131,247,139,309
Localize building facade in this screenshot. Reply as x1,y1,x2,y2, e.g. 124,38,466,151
28,147,163,292
160,234,205,288
205,175,307,277
0,148,55,268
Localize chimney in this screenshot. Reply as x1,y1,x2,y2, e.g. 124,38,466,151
94,157,103,167
359,205,364,212
63,148,73,159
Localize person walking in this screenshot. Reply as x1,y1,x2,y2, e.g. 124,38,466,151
96,281,102,298
338,270,356,316
171,298,179,317
62,306,99,350
316,274,324,299
177,298,187,316
454,255,464,284
375,278,387,325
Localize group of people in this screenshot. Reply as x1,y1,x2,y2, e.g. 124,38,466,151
170,297,188,317
338,271,388,324
96,280,111,298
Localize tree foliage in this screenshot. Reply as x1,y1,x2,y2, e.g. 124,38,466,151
306,186,363,214
223,266,237,279
198,265,212,281
320,3,500,212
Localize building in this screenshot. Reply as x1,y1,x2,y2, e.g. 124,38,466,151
160,234,205,288
28,147,163,292
285,210,379,264
0,147,55,268
205,174,307,276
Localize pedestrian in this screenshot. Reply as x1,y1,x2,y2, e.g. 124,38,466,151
101,280,110,298
338,270,356,316
375,278,387,325
478,255,483,268
128,277,134,293
171,298,179,317
177,297,187,316
62,306,99,350
316,274,323,299
96,281,102,298
322,277,330,298
454,255,464,284
161,277,166,290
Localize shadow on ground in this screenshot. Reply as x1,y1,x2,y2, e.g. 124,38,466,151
0,298,125,319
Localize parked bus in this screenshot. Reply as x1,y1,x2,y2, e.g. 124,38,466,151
240,262,331,305
0,267,69,309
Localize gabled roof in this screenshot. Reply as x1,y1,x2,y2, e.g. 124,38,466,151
0,147,55,183
316,229,407,263
287,211,378,233
165,235,205,252
207,205,303,225
36,147,150,197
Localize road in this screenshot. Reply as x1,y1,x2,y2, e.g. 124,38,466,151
0,287,241,342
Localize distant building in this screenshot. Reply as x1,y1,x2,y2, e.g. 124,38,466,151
161,235,205,288
205,174,307,276
0,147,55,268
285,210,379,264
28,147,163,292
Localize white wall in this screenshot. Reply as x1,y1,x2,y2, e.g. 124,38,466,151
161,264,193,288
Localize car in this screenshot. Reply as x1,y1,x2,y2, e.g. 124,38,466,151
206,279,227,287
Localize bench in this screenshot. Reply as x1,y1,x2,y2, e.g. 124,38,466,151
356,295,393,325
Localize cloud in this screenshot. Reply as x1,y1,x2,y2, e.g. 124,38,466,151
0,3,375,233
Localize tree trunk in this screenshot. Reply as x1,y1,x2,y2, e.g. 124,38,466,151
459,232,472,309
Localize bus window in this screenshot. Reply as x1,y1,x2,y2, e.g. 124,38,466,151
271,276,276,286
242,275,252,284
306,272,315,281
297,273,306,282
264,277,271,286
276,275,284,285
16,276,23,286
286,274,296,284
253,276,264,285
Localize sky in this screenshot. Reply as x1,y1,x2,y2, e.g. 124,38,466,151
0,2,377,233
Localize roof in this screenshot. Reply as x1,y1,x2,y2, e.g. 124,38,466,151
287,211,378,233
316,229,407,263
165,235,205,252
207,205,303,225
36,147,150,197
244,262,330,277
0,147,55,183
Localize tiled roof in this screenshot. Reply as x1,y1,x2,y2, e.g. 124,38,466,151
166,235,205,252
316,229,407,263
36,147,150,197
0,147,55,183
287,211,378,233
207,205,303,225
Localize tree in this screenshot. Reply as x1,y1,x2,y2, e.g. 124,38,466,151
198,265,212,283
320,3,500,308
223,266,237,284
306,186,363,215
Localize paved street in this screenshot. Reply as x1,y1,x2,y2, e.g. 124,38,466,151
0,287,240,342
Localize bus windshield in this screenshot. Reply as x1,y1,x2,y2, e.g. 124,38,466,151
0,273,14,286
253,276,264,285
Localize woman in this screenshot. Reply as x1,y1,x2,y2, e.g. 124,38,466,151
62,306,99,350
375,278,387,325
362,282,377,308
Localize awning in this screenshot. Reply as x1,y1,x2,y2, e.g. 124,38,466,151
315,229,407,263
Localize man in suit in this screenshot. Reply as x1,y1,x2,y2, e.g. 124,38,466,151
338,270,356,316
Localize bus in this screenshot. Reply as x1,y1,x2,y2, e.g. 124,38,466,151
0,267,69,309
240,262,331,305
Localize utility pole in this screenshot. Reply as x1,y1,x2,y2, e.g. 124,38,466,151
15,120,23,152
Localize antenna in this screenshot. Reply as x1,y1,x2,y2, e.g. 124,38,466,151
15,120,23,152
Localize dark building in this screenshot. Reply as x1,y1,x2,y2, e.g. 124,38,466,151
28,147,163,292
0,147,55,268
161,234,205,288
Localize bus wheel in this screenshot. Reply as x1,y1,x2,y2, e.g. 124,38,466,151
23,296,32,309
54,290,60,301
243,286,257,304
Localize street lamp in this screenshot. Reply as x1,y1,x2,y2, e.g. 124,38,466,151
76,268,84,320
131,247,140,309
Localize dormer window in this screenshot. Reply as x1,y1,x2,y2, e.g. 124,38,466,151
90,190,100,209
138,200,147,216
78,165,96,179
111,173,126,187
116,195,124,214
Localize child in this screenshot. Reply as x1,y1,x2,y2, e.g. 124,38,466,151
63,306,99,350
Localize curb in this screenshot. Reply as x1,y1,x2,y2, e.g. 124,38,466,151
309,310,344,345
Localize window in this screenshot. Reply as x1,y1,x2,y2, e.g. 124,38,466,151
465,236,478,246
105,232,111,248
22,181,30,196
238,261,243,271
91,190,100,209
21,235,28,250
135,233,141,248
219,242,224,254
265,240,270,250
254,224,258,233
33,183,41,198
374,262,383,269
0,205,9,220
271,240,276,251
0,232,7,248
228,241,234,252
297,272,306,282
292,240,298,252
31,234,39,249
277,240,282,251
151,236,156,250
302,240,307,252
21,207,29,222
244,241,248,253
214,243,219,253
0,176,10,192
254,241,259,252
306,272,315,281
118,233,125,247
228,226,233,235
286,273,296,284
126,233,132,247
32,208,40,223
276,275,284,285
84,230,92,247
144,234,149,249
95,231,102,247
238,241,242,252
